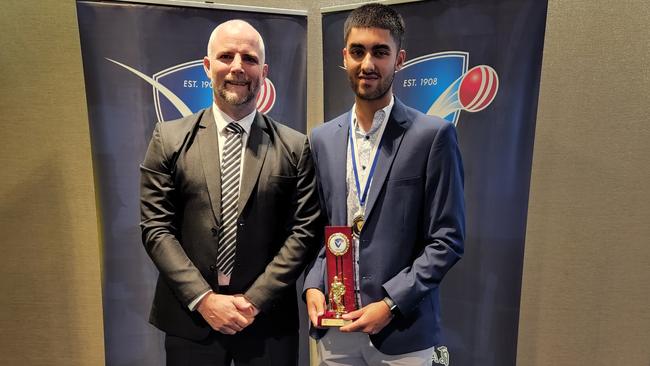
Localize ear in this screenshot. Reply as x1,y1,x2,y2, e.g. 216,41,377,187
203,56,211,78
342,48,348,69
395,49,406,72
262,63,268,79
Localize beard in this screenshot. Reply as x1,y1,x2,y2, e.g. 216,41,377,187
349,69,395,101
216,77,260,106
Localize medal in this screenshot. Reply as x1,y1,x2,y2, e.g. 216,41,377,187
352,214,365,237
349,111,382,238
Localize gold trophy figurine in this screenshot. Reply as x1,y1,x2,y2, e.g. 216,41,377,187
329,275,346,318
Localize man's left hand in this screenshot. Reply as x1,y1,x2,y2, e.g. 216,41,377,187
233,295,259,318
339,300,393,334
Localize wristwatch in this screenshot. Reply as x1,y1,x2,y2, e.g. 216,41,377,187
382,296,399,316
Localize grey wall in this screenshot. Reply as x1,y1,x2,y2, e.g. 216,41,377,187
517,1,650,365
0,1,105,365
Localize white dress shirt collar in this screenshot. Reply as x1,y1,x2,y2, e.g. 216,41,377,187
352,96,395,135
212,103,256,136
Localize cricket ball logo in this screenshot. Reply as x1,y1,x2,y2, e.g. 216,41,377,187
106,58,276,122
393,51,498,125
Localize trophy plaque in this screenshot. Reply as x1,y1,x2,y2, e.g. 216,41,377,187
318,226,357,327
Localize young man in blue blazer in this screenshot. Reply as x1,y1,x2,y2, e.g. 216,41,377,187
304,4,465,365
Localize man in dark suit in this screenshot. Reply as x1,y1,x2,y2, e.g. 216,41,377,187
304,4,465,365
140,19,321,365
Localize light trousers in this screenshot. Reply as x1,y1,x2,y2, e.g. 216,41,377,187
316,329,434,366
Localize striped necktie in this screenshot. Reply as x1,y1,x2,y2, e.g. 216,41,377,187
216,122,244,277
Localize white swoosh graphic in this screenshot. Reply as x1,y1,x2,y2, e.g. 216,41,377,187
106,58,193,117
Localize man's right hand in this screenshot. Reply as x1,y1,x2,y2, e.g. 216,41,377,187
196,292,254,334
306,288,326,328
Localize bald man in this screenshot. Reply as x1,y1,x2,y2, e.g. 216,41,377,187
140,20,321,365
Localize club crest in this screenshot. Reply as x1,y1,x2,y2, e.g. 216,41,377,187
327,233,350,256
107,58,276,122
393,51,498,125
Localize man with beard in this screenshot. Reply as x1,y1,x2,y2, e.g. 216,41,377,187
140,20,321,365
304,4,465,365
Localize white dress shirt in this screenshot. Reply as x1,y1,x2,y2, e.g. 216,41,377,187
346,96,394,307
188,103,256,310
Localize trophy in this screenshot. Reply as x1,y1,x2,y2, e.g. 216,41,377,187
318,226,357,327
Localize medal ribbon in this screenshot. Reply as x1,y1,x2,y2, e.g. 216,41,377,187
349,112,382,210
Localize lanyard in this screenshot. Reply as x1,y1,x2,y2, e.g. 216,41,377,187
349,112,382,210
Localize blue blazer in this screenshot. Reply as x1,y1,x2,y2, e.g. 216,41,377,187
304,98,465,355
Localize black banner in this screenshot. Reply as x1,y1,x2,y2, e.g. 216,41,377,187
322,1,547,365
77,2,308,364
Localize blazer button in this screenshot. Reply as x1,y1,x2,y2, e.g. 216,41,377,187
211,228,218,236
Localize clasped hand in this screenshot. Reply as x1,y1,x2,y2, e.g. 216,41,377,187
197,293,259,334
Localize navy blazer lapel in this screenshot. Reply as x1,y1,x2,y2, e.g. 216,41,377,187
197,107,222,226
238,112,269,217
330,112,351,226
363,99,409,220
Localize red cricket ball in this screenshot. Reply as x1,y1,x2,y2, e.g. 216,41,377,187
256,78,276,114
459,65,498,112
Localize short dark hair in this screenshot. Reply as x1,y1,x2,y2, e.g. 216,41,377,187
343,3,405,49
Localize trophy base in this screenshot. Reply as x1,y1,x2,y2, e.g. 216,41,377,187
317,311,353,327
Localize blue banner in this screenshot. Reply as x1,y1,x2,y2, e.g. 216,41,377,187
77,2,308,364
322,1,547,365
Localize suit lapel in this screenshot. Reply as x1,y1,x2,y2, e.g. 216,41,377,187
331,113,351,226
197,108,223,226
238,112,269,217
363,100,409,220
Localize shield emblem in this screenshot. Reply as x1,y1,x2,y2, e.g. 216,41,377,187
393,51,498,126
152,60,212,122
107,58,275,123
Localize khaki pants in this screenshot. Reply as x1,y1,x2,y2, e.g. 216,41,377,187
316,329,434,366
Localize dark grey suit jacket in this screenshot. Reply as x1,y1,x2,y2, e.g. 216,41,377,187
140,107,321,340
